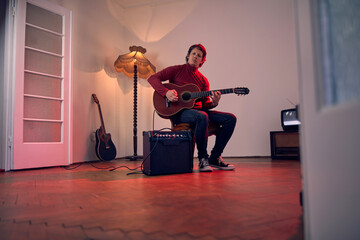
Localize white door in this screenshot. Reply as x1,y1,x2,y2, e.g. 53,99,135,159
296,0,360,239
12,0,72,169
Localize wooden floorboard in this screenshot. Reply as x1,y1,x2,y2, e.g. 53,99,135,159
0,157,303,240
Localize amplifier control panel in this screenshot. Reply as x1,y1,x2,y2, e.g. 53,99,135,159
148,131,191,139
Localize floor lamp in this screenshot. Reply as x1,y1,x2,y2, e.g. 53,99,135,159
114,46,156,160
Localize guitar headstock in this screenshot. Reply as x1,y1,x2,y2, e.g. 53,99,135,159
234,87,250,96
92,94,99,104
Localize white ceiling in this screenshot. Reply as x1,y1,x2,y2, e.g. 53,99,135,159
115,0,182,9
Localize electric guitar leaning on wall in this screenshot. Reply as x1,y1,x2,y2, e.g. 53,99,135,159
153,83,250,118
92,94,117,161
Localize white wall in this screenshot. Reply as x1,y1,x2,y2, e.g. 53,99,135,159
49,0,129,162
50,0,299,162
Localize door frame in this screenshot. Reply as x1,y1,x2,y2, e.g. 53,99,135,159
2,0,16,171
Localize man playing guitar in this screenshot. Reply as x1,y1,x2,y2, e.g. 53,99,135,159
148,44,236,172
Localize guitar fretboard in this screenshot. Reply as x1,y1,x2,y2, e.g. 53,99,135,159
191,88,235,99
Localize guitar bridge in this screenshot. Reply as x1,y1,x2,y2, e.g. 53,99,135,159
166,98,170,108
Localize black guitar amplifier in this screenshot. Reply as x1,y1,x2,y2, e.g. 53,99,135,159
142,131,193,176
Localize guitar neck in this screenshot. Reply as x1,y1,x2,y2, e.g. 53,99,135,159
97,104,107,134
191,88,235,99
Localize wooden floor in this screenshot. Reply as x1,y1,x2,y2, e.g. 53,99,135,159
0,157,303,240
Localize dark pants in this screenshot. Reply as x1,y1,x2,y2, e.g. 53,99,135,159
171,109,237,160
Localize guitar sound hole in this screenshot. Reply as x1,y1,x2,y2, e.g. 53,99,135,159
182,92,191,101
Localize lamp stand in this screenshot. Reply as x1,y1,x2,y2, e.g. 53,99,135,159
126,65,142,161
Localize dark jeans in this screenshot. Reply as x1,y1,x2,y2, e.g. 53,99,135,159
171,109,237,160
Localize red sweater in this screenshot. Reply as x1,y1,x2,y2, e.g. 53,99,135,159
148,63,213,109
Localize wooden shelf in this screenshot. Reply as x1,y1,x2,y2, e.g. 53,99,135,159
270,131,300,160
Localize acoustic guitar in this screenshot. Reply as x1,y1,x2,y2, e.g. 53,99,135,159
153,83,250,117
92,94,117,161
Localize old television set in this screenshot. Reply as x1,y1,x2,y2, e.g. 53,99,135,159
281,107,300,131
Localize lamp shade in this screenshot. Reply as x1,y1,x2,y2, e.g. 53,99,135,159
114,46,156,79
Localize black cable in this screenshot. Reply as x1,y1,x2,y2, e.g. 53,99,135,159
113,111,169,175
152,109,156,131
63,119,177,174
126,170,143,175
109,165,141,171
63,163,83,170
139,127,174,174
88,162,118,170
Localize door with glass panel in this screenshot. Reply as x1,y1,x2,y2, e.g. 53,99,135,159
296,0,360,238
13,0,71,169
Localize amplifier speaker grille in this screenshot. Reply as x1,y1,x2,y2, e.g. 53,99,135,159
142,131,193,176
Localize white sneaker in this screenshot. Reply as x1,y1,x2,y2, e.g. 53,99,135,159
199,158,213,172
